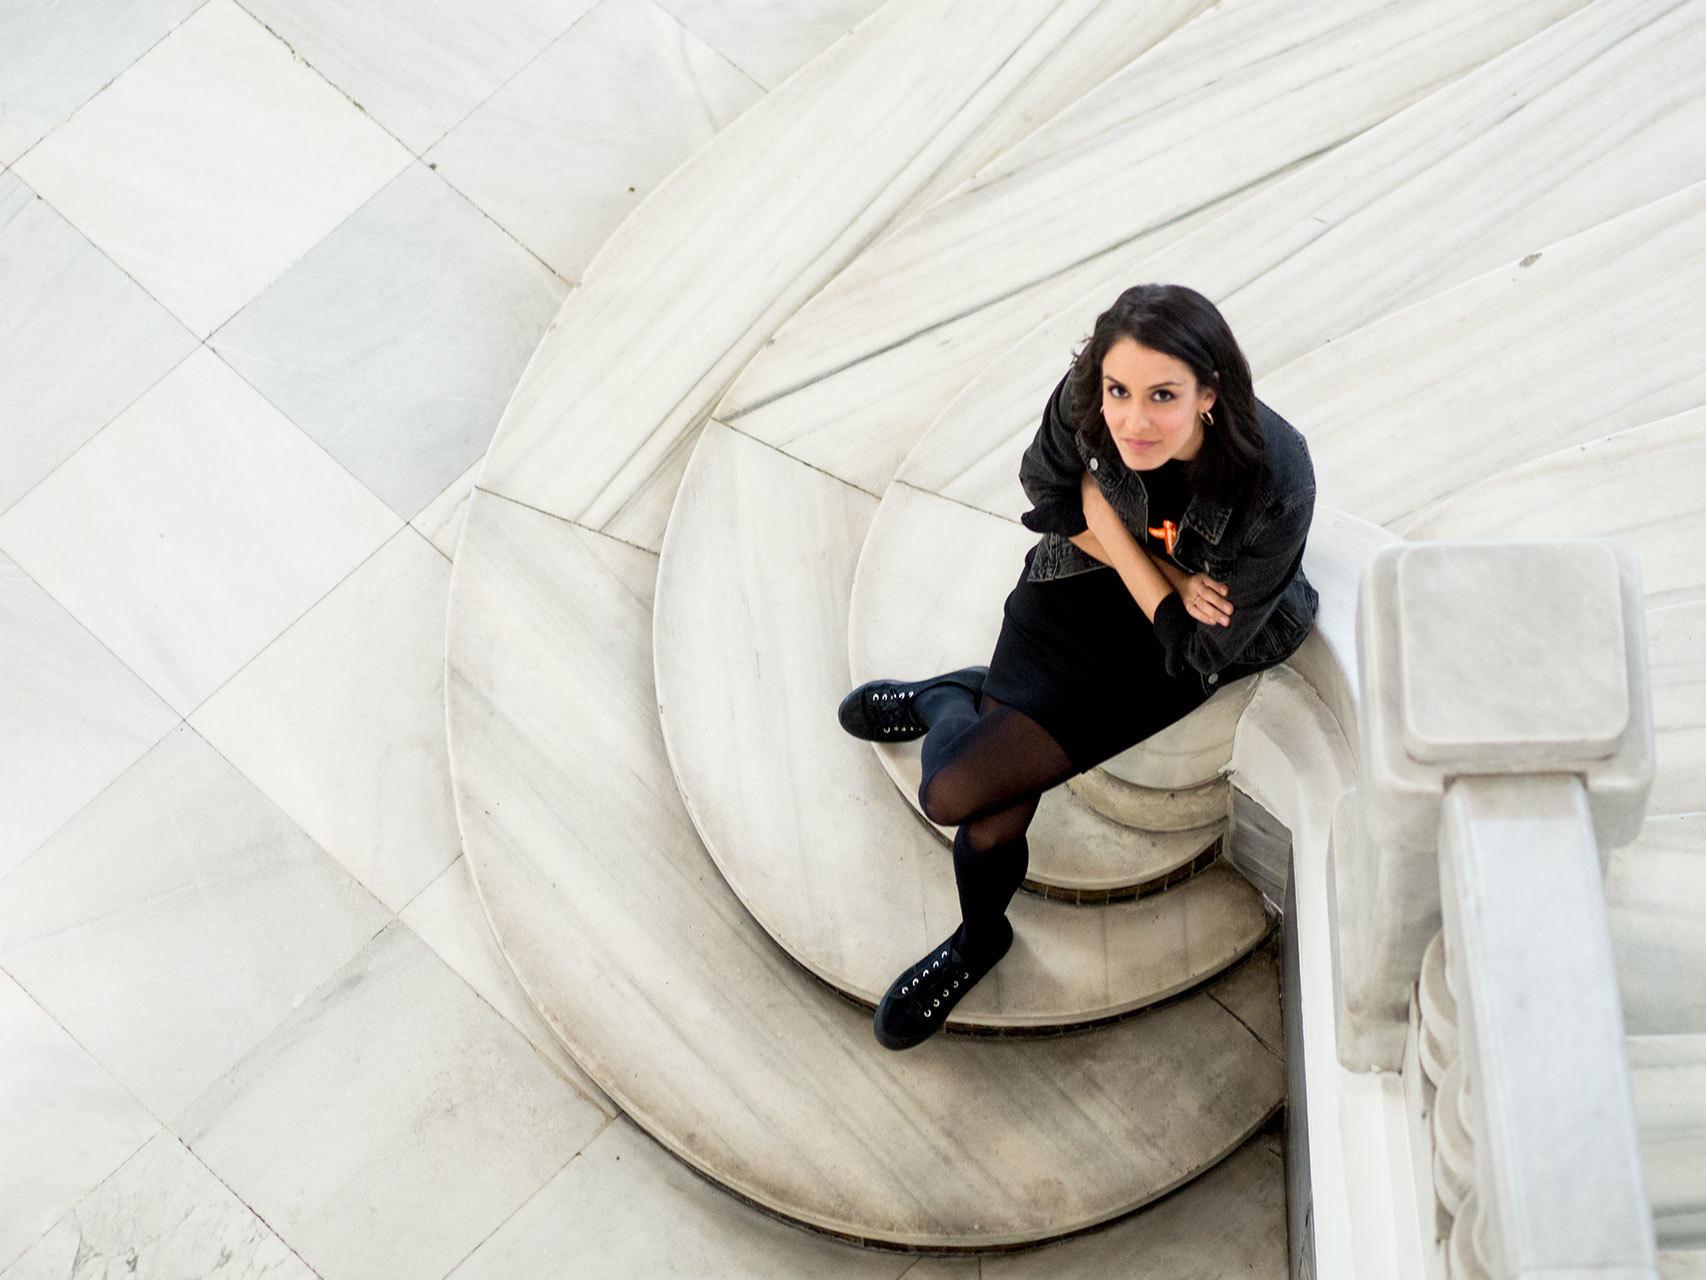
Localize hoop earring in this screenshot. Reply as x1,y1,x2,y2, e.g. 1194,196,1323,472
1200,408,1214,428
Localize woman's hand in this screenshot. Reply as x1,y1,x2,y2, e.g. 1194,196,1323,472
1182,573,1232,627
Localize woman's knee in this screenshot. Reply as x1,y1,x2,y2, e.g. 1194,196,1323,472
917,765,976,828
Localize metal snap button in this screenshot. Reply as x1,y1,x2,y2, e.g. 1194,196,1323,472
1208,673,1219,685
1089,458,1099,472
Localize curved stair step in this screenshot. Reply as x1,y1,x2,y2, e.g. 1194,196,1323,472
1399,405,1706,609
468,0,1201,552
1065,768,1231,834
655,423,1271,1029
1262,178,1706,526
886,0,1706,529
1631,1035,1706,1248
1648,602,1706,820
726,0,1594,493
446,488,1283,1249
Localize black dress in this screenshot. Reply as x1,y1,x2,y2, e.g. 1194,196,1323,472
981,457,1213,774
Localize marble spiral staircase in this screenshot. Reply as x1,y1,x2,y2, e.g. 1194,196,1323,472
444,0,1706,1266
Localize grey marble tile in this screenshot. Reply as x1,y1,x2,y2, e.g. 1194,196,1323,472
13,0,410,336
428,0,763,281
649,0,880,89
446,487,1280,1246
448,1117,914,1279
190,527,461,912
177,920,608,1280
400,855,616,1112
213,163,566,520
0,0,203,166
0,348,400,715
237,0,598,152
0,553,176,882
0,725,391,1120
0,972,158,1272
0,1132,315,1280
0,172,196,517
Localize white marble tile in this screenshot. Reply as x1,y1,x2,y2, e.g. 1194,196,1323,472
190,527,461,911
1609,815,1706,1037
1650,601,1706,820
1264,179,1706,527
655,425,1268,1026
446,487,1281,1246
648,0,880,90
0,0,203,166
400,855,616,1112
427,0,763,281
1398,406,1706,610
0,172,196,516
13,0,410,336
177,920,608,1280
412,458,482,560
448,1116,914,1279
213,163,566,520
0,348,400,715
238,0,598,152
0,725,391,1120
0,1132,315,1280
473,0,1169,550
0,553,177,881
0,972,158,1272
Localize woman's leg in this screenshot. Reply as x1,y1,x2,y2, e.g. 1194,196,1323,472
917,695,1077,830
913,694,1078,960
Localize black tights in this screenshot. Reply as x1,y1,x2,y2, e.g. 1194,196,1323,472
913,683,1077,961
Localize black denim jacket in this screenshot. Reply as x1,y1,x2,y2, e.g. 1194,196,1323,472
1017,368,1319,691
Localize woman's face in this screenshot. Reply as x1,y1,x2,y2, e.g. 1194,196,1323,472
1100,337,1216,471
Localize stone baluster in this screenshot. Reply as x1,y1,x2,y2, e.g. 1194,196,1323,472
1335,541,1658,1277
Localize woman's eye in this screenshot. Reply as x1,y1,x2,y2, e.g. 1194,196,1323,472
1152,390,1173,402
1106,385,1125,398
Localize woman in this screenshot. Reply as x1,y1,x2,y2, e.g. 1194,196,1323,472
838,283,1319,1051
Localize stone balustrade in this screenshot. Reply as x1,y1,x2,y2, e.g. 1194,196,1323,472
1339,540,1658,1278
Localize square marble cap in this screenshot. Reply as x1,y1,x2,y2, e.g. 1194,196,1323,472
1394,542,1629,765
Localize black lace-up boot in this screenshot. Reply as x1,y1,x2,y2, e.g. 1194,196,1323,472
872,918,1013,1051
836,666,988,742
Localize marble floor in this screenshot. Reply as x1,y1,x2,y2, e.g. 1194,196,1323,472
0,2,1074,1276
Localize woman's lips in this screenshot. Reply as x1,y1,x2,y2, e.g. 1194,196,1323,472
1120,439,1157,450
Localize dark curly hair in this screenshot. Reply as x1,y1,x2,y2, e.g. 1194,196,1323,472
1064,283,1263,510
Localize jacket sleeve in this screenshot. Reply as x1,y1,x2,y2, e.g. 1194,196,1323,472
1153,491,1316,678
1017,369,1089,537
